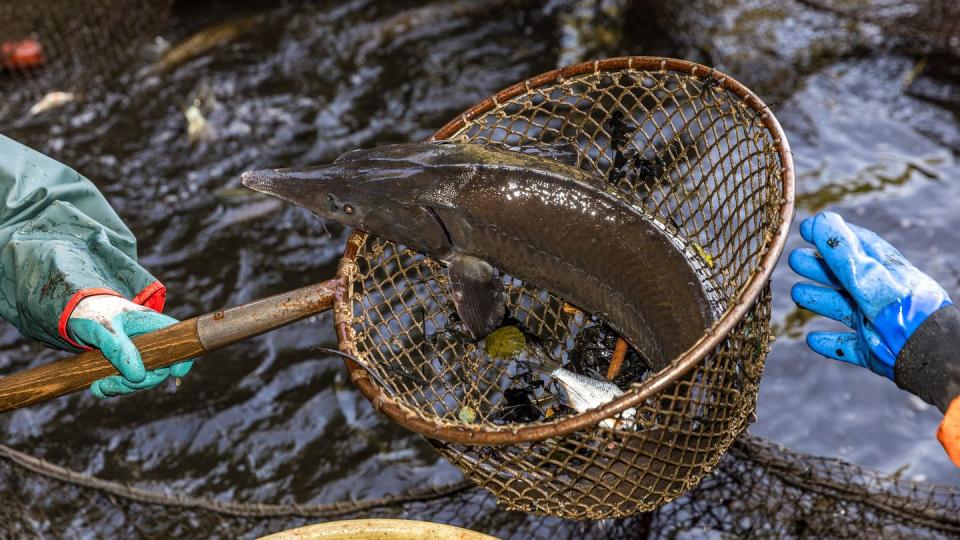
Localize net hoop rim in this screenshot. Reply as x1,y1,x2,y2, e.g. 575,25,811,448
336,56,795,445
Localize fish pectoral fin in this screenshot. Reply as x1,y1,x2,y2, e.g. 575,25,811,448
509,142,581,167
448,254,506,340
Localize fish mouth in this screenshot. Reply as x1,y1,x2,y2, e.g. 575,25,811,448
241,167,330,211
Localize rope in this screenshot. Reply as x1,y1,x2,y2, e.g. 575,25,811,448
0,442,475,519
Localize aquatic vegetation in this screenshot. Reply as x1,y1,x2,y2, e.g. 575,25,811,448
568,322,649,386
484,325,527,359
692,243,716,268
458,405,478,424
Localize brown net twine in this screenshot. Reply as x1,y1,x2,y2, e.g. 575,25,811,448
337,58,790,518
0,0,171,123
3,435,960,538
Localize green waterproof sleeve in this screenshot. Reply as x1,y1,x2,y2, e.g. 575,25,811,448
0,134,165,352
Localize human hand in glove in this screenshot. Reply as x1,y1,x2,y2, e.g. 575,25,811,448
0,134,194,401
67,295,194,398
789,211,953,381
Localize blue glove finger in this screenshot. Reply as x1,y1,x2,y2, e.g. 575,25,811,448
70,319,147,383
791,282,857,328
118,310,180,337
861,323,896,377
807,212,905,318
170,359,194,378
90,378,113,399
799,215,815,244
91,370,169,398
788,248,843,287
119,311,196,379
114,311,193,387
846,310,897,379
806,331,865,366
120,368,171,389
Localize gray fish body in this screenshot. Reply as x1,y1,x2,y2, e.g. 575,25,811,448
550,368,637,430
242,142,718,370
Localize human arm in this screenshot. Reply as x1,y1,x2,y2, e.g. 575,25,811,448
0,134,192,397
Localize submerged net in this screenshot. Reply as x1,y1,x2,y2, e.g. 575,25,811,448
337,58,789,517
3,434,960,538
0,0,171,122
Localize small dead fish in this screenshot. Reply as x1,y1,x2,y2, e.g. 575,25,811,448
550,367,637,430
29,91,76,115
154,16,259,74
185,102,216,144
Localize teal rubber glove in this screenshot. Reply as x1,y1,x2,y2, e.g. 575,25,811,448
789,212,952,380
67,295,194,398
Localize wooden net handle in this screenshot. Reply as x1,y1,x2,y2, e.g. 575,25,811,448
0,279,341,413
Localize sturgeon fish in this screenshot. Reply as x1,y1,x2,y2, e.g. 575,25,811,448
242,141,719,371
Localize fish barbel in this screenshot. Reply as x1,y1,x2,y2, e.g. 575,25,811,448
242,141,720,371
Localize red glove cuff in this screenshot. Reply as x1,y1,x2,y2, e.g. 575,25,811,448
132,281,166,312
56,280,166,349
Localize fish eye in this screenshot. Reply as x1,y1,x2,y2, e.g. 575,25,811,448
344,204,354,215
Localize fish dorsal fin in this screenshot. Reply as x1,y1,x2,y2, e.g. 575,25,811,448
507,142,581,167
448,253,506,340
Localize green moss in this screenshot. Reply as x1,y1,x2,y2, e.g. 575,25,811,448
484,325,527,359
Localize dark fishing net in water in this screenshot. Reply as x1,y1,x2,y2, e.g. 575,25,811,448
0,0,171,122
2,435,959,538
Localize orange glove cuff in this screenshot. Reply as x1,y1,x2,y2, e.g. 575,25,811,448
937,395,960,467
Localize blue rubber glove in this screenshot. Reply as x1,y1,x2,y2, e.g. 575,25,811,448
67,295,194,398
789,212,952,380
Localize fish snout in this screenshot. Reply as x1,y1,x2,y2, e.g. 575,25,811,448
240,168,282,194
240,167,320,210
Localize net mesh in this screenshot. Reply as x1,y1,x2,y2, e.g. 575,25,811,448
3,435,960,538
338,59,787,518
0,0,171,122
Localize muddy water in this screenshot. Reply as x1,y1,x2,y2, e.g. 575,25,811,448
1,0,959,536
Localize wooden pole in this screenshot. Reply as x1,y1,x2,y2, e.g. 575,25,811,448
0,279,340,413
